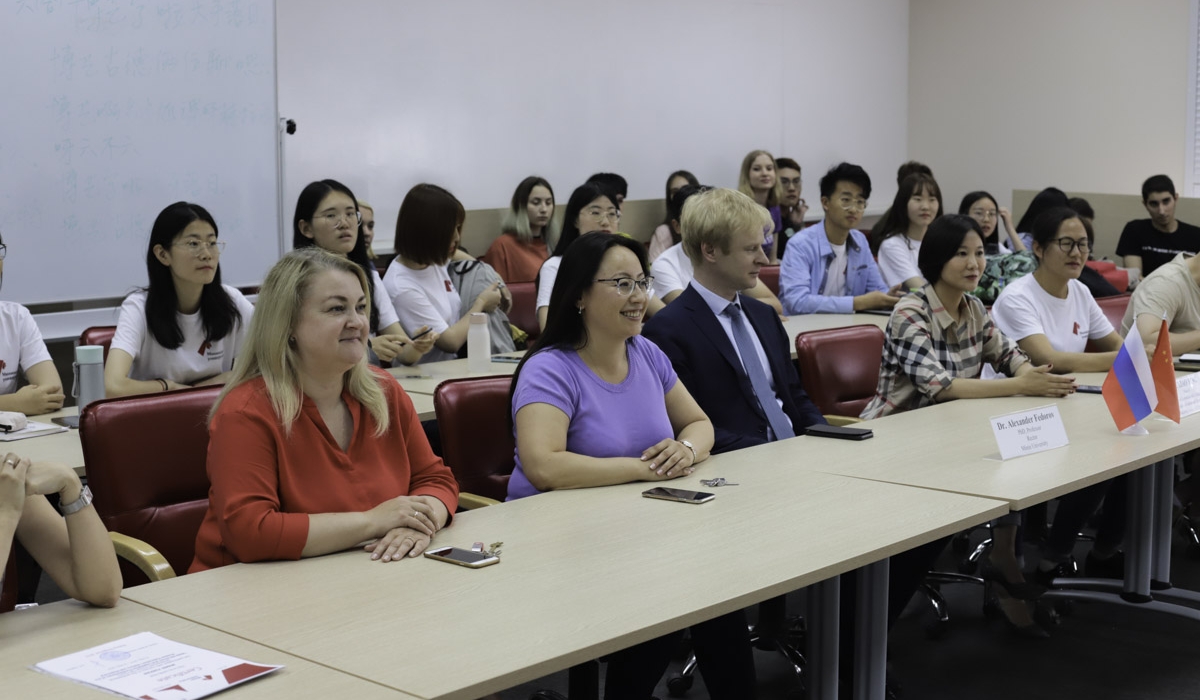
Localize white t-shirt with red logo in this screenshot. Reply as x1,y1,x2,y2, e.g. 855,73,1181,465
382,259,461,363
991,274,1113,353
0,301,53,395
111,286,255,383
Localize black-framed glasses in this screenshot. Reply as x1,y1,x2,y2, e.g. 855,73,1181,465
0,244,7,261
594,276,653,296
1051,237,1089,254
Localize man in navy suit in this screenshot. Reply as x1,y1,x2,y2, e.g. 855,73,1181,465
643,187,826,454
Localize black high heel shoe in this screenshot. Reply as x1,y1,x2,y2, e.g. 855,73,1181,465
985,583,1051,640
979,558,1046,601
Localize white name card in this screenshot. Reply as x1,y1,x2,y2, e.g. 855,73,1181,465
1178,372,1200,419
989,404,1069,461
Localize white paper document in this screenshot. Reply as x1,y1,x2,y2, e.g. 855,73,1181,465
0,419,67,441
35,631,282,699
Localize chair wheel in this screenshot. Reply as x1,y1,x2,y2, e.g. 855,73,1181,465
667,674,694,697
924,617,948,640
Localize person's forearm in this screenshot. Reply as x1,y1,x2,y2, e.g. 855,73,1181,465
936,377,1022,401
1169,331,1200,355
105,377,167,398
302,511,377,558
194,371,233,387
397,343,424,365
676,421,713,463
1032,350,1118,374
435,314,472,353
521,452,645,491
63,505,121,607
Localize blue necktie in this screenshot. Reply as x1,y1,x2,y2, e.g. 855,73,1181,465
724,303,795,440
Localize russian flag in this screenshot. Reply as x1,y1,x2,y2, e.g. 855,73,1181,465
1102,320,1180,430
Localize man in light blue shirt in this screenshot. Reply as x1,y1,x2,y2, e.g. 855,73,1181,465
779,162,900,315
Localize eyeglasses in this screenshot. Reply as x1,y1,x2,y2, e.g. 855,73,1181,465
0,244,7,261
317,210,362,227
582,207,621,222
779,177,802,188
594,276,653,296
1051,237,1090,254
969,209,998,221
837,197,867,212
174,240,226,256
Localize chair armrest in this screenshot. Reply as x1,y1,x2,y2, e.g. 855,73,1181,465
824,414,864,427
458,492,501,510
109,532,176,582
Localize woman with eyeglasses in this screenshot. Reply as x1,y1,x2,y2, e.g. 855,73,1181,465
105,202,255,398
510,233,752,699
383,183,505,364
991,207,1126,605
536,182,665,330
0,231,65,415
737,150,783,263
959,191,1025,255
295,180,435,367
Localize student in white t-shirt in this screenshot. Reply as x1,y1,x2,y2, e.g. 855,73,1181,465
537,182,667,330
652,184,785,314
384,184,504,363
293,179,435,366
872,173,942,289
992,207,1121,371
0,231,65,415
105,202,256,398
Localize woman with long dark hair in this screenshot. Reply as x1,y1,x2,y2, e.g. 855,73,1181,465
105,202,254,397
294,179,435,366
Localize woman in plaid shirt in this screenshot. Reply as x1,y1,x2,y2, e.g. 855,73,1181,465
861,213,1076,638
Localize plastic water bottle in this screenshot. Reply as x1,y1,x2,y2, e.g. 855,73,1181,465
74,345,105,412
467,313,491,373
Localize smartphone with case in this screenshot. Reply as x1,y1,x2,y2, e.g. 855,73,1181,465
51,416,79,429
1076,385,1103,395
423,546,500,568
804,424,874,440
641,487,715,504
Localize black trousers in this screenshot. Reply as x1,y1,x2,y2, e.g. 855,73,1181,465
603,609,756,700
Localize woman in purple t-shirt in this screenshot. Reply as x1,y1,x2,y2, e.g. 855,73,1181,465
509,233,754,699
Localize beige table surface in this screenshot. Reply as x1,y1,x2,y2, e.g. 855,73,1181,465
124,462,1005,700
387,357,521,396
1,598,413,699
775,375,1200,511
783,312,890,358
407,391,435,421
3,407,84,476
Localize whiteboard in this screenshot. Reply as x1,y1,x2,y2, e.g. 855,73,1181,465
0,0,282,306
277,0,910,250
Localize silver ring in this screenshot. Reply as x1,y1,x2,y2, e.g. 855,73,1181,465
4,459,15,467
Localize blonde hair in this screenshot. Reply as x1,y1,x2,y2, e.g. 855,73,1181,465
210,248,389,435
680,188,772,264
737,149,783,208
356,201,378,260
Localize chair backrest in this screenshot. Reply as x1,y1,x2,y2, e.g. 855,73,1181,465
507,281,540,342
79,326,117,362
433,376,515,503
1096,293,1131,333
794,325,886,418
758,265,780,296
80,385,222,586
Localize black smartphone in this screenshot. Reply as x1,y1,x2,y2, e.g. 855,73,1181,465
423,546,500,568
51,416,79,429
642,487,715,504
805,424,874,440
1076,385,1103,394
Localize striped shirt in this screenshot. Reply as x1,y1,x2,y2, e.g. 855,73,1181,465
861,284,1028,419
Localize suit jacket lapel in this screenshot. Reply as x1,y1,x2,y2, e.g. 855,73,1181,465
679,287,743,374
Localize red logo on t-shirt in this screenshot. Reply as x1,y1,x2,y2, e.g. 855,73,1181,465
198,340,212,356
444,280,453,293
1072,322,1080,336
0,360,6,372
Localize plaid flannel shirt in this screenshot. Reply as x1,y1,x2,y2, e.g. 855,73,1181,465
860,284,1028,419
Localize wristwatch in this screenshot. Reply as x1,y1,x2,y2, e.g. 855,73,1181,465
680,440,697,463
58,485,93,516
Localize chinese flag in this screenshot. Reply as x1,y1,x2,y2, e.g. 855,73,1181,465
1152,319,1181,422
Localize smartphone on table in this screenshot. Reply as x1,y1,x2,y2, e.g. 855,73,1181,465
423,546,500,568
642,487,715,504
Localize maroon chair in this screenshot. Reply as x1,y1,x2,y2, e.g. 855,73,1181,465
794,325,886,421
433,376,515,507
758,265,780,296
1096,292,1131,332
79,326,117,362
80,385,222,586
507,281,540,343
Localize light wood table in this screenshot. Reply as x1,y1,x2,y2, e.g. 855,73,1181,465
4,407,84,476
387,357,521,396
123,465,1005,700
407,391,435,421
0,598,412,699
783,312,890,358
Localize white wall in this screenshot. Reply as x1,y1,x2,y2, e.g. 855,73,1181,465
278,0,910,249
908,0,1191,214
